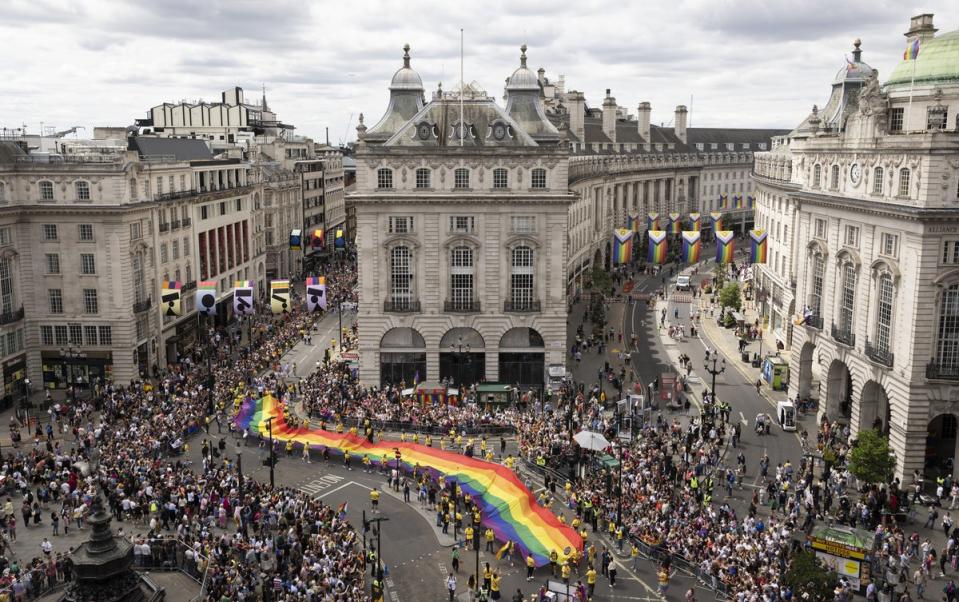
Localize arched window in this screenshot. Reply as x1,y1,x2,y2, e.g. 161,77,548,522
377,168,393,189
75,181,90,201
838,263,857,335
389,246,413,309
898,168,911,197
830,165,840,189
531,168,547,189
872,167,884,195
449,246,474,310
39,180,54,201
415,168,430,189
813,164,822,188
875,273,894,354
454,168,470,189
936,284,959,373
808,252,825,319
493,168,508,189
509,246,534,311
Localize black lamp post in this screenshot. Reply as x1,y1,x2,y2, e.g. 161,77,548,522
703,350,726,426
449,336,472,389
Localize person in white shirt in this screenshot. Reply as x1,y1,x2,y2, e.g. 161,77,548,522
446,572,457,602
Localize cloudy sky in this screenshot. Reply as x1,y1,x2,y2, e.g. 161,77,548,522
1,0,953,143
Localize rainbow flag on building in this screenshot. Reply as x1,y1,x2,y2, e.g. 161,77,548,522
681,231,701,263
647,230,667,264
647,212,660,231
903,37,920,60
311,228,325,250
627,214,640,234
668,212,681,234
733,195,743,209
715,231,735,264
197,280,217,316
719,194,728,208
613,228,634,265
750,229,768,264
710,211,723,231
688,212,701,232
746,196,755,209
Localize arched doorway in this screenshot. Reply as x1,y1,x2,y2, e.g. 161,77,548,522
798,342,815,401
498,327,545,390
927,414,958,478
380,327,426,386
859,380,890,435
825,359,853,423
439,327,486,388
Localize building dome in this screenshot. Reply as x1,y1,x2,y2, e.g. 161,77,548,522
833,39,875,84
885,29,959,89
390,44,424,91
506,44,541,91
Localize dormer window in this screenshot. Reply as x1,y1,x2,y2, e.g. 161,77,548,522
488,121,514,141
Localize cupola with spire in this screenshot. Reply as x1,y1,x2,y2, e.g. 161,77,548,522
504,44,559,143
366,44,427,140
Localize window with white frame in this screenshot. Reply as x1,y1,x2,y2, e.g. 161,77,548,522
809,252,825,318
40,326,53,346
0,258,13,314
83,289,98,314
449,216,474,233
48,288,63,314
510,246,534,309
814,218,826,239
830,165,840,189
415,168,431,189
872,167,884,194
454,168,470,189
898,168,911,197
79,224,94,241
844,225,859,247
936,284,959,371
875,273,894,354
388,216,412,234
75,181,90,201
838,263,857,334
98,325,112,345
813,165,822,188
944,241,959,265
450,246,474,309
45,253,60,274
390,246,413,308
531,168,546,189
493,168,508,189
0,182,5,202
39,180,54,201
511,216,534,233
881,233,899,257
80,253,96,275
377,168,393,189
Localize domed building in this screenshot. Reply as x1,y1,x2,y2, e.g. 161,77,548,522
752,13,959,481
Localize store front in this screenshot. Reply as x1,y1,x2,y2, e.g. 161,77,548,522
2,354,26,408
41,350,113,390
498,327,545,391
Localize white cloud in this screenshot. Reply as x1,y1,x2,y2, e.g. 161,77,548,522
0,0,955,142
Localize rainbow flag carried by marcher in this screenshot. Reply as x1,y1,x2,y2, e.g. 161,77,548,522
715,231,735,264
613,228,634,265
688,212,701,232
681,231,702,263
668,212,682,234
648,230,667,264
627,214,640,234
710,211,723,231
233,394,582,567
647,212,659,231
750,229,768,264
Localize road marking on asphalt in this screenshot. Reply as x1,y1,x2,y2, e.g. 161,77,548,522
318,479,371,499
740,411,748,426
298,474,345,496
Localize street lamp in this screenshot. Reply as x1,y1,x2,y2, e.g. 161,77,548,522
703,350,726,426
449,336,471,389
59,346,86,401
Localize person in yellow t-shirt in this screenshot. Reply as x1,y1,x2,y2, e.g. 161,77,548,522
464,526,474,549
526,554,535,581
490,572,500,597
561,561,571,585
586,566,597,597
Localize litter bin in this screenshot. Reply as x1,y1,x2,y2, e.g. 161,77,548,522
741,351,750,363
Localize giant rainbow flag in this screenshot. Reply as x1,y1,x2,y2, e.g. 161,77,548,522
716,231,735,264
647,212,660,231
710,211,723,232
613,228,634,265
627,213,640,234
688,212,701,232
648,230,667,264
750,229,768,264
681,231,702,263
234,394,582,566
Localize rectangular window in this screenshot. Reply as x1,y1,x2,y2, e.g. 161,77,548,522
810,255,825,318
98,325,112,345
69,323,82,345
78,224,94,241
0,258,12,314
814,218,826,239
844,225,859,247
130,222,141,240
493,169,508,189
43,224,58,240
388,216,412,234
449,216,475,233
454,169,470,189
48,289,63,314
839,264,857,334
172,240,179,260
236,199,242,212
943,241,959,265
415,168,431,188
201,206,209,220
876,275,894,354
80,253,96,274
220,202,226,216
881,233,899,257
889,108,904,132
511,216,535,233
83,289,98,313
180,174,186,190
160,243,168,264
84,325,98,345
928,106,949,130
54,325,68,345
531,169,547,189
377,169,393,189
0,227,10,245
45,253,60,274
40,325,53,346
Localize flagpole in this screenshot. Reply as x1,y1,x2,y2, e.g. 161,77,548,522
906,38,918,132
460,28,464,147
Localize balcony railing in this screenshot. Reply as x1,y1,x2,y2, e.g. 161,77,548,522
864,339,894,368
926,362,959,381
182,217,192,227
504,300,542,313
0,306,24,325
830,323,855,347
181,281,197,292
158,223,170,233
133,297,152,313
170,220,181,230
383,299,420,313
804,314,824,330
444,300,481,313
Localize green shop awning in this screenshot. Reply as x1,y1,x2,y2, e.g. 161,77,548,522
599,455,620,469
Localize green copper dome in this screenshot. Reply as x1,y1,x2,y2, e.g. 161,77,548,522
885,30,959,89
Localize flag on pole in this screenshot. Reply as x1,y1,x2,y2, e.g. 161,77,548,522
715,231,735,264
681,231,701,263
196,280,217,316
647,212,659,231
306,276,327,312
289,229,302,251
270,279,291,314
668,212,682,234
710,211,723,231
903,37,920,60
688,212,701,232
160,281,182,317
495,541,511,560
233,280,255,316
627,214,640,234
647,231,667,264
613,228,633,265
750,229,768,264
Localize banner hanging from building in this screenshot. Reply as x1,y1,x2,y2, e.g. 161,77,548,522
750,229,768,264
688,212,701,232
681,231,702,263
197,280,217,316
270,279,291,314
647,230,667,264
311,228,325,250
719,194,728,208
710,211,723,231
647,212,659,231
161,280,182,317
627,214,640,234
306,276,327,312
334,228,346,249
289,229,302,251
668,212,682,234
233,280,255,316
613,228,633,265
746,195,755,209
715,231,735,264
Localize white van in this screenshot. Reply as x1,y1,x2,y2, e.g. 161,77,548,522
676,275,691,291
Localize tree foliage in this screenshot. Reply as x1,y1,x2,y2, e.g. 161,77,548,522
589,266,613,296
847,428,896,485
719,283,742,312
784,551,837,601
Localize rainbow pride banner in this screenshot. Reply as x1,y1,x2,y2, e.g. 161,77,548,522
750,229,768,264
716,231,735,264
710,211,723,231
234,395,582,566
746,195,755,209
718,195,728,209
688,212,701,232
627,213,640,234
647,212,660,231
648,230,667,264
668,212,682,234
733,195,744,209
613,228,634,265
681,231,702,263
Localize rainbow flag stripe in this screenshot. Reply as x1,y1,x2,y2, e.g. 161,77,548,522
904,37,920,60
648,230,667,264
613,228,633,265
746,196,755,209
627,214,640,234
305,276,321,287
688,213,701,232
234,395,582,566
715,231,735,264
647,212,659,231
710,211,723,231
233,280,253,289
681,231,701,263
668,212,682,234
750,229,768,264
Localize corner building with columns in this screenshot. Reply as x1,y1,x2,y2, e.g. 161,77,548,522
351,46,573,389
752,14,959,480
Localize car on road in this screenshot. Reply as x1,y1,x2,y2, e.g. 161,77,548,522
675,275,691,291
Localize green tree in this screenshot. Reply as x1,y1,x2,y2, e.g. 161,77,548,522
589,265,613,296
784,551,837,601
847,429,896,485
718,283,742,312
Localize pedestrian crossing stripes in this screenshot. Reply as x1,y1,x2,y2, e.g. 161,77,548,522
672,293,692,303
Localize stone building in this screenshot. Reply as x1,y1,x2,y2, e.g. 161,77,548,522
351,45,573,389
752,13,959,479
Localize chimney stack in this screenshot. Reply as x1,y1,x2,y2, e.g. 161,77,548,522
602,89,617,143
674,105,688,144
566,91,586,143
637,102,651,142
905,13,937,43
